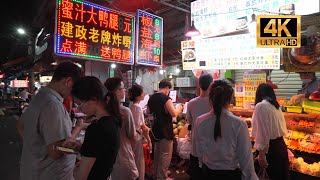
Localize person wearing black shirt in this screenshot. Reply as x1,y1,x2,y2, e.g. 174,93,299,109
147,79,183,180
72,76,122,180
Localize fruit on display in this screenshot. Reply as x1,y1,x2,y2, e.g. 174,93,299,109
291,157,320,177
286,130,306,140
289,119,315,128
173,114,187,138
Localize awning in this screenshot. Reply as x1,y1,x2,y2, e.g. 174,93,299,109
2,57,30,69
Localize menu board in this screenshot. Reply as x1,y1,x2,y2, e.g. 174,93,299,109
243,72,266,108
136,10,163,66
191,0,320,38
12,80,28,88
181,40,196,70
196,34,281,70
55,0,135,64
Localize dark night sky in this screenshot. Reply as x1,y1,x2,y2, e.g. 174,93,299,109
0,0,34,63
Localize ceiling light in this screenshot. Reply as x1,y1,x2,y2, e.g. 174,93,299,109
175,68,181,74
51,61,58,66
185,21,200,37
111,63,116,69
17,28,26,35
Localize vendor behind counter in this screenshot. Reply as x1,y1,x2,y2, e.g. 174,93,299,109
291,72,319,104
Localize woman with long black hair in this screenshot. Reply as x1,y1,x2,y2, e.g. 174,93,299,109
72,76,121,180
194,80,257,180
128,84,152,180
252,83,289,180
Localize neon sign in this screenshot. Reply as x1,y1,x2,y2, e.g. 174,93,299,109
55,0,135,64
136,10,163,67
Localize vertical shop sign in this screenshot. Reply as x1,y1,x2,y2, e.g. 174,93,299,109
243,72,266,109
136,10,163,66
181,40,196,70
235,83,245,107
55,0,135,64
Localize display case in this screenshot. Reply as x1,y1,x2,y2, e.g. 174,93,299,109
230,108,320,179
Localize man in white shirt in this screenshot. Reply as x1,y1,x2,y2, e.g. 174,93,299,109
186,73,213,179
17,62,83,180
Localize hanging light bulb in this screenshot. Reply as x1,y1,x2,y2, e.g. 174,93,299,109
111,63,116,69
175,68,181,74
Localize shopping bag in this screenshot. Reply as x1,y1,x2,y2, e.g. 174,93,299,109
257,168,269,180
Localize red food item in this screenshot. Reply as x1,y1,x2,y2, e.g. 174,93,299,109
290,140,300,148
309,90,320,101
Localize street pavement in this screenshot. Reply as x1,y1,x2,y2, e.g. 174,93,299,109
0,112,21,180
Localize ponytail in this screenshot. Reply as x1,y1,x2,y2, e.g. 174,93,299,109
209,80,234,141
105,91,122,127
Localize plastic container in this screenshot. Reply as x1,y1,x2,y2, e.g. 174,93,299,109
285,106,303,113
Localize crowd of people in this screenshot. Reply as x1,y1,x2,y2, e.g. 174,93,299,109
16,61,293,180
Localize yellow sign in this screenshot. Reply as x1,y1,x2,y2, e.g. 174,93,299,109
257,15,301,48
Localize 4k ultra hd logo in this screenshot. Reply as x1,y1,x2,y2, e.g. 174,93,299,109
257,15,301,48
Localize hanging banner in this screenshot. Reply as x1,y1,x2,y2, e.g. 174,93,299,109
243,71,266,109
12,80,29,88
191,0,319,38
181,40,196,70
55,0,135,64
196,33,280,69
136,10,163,66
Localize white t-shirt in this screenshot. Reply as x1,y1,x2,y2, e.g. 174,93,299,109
20,87,76,180
186,96,212,156
111,105,138,180
252,100,288,152
194,109,258,180
130,103,145,141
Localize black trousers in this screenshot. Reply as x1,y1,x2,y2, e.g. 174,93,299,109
202,164,241,180
266,137,289,180
187,154,202,179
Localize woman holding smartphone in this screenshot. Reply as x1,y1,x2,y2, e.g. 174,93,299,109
72,76,121,180
128,84,152,180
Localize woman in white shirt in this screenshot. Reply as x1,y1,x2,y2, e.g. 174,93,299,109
252,83,289,180
194,80,258,180
129,85,152,180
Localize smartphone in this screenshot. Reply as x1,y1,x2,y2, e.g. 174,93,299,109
54,146,77,154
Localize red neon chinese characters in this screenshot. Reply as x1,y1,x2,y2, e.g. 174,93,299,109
89,27,99,43
122,36,131,48
154,25,160,33
109,13,119,31
75,25,87,40
61,0,73,20
101,46,111,59
124,21,132,33
60,39,73,52
154,40,160,48
112,33,122,47
154,55,160,62
140,50,153,61
98,11,108,28
61,22,74,38
87,6,97,24
141,15,153,27
101,30,111,45
141,38,153,50
74,41,87,54
140,27,152,39
122,50,130,60
112,48,122,60
75,4,85,22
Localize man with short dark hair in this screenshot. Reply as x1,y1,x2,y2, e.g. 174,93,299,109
148,79,182,180
291,72,319,104
186,73,213,179
18,61,83,180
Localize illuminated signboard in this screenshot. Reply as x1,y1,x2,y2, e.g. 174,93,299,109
12,80,29,88
55,0,135,64
136,10,163,66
